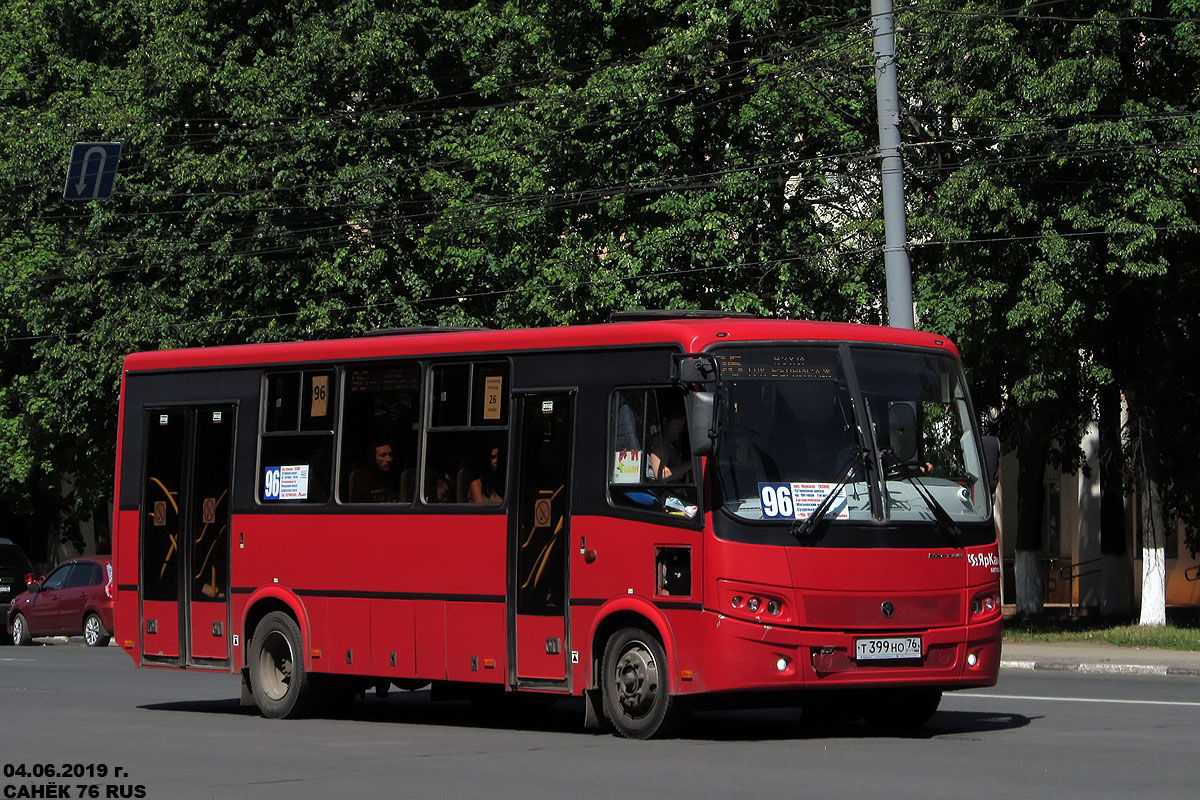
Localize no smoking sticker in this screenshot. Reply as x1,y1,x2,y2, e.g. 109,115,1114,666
534,498,552,528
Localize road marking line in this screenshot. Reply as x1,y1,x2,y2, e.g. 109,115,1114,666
960,692,1200,708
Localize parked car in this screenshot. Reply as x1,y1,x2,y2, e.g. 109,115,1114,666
6,555,114,647
1,538,36,645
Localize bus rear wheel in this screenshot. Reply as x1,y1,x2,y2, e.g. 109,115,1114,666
249,611,312,719
601,627,679,739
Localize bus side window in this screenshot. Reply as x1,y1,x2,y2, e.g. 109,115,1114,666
422,362,509,505
608,387,698,518
338,364,421,504
260,370,335,504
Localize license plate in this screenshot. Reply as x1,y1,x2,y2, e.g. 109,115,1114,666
855,636,921,661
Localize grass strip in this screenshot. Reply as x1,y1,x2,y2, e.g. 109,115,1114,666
1003,620,1200,651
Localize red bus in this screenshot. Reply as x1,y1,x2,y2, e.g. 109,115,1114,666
112,311,1001,738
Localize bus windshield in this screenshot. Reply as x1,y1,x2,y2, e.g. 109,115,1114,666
713,345,990,526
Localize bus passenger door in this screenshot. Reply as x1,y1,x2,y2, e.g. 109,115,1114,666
511,392,573,687
139,405,235,667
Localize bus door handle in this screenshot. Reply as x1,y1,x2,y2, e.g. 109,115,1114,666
580,536,597,564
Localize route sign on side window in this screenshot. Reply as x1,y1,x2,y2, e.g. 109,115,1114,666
63,142,122,200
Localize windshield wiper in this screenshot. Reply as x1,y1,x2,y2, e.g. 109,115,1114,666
885,461,963,548
790,449,863,540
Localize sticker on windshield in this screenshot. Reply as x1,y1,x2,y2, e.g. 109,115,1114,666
612,449,642,484
758,482,849,521
264,465,310,501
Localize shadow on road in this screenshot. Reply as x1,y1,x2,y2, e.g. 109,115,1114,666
139,689,1033,740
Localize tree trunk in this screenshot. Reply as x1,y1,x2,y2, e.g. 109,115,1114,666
1014,405,1051,616
1098,386,1132,618
1138,476,1167,627
1135,414,1166,627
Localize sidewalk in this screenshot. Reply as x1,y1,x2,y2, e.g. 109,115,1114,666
1001,640,1200,677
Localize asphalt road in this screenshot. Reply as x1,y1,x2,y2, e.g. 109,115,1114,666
2,644,1197,800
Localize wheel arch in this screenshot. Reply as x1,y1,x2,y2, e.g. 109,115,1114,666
81,602,113,631
586,597,676,695
240,587,310,672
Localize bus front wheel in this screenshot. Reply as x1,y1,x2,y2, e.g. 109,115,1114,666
249,611,312,719
601,627,679,739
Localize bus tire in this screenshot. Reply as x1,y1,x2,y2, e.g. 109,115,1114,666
249,611,312,719
10,613,31,646
601,627,678,739
860,688,942,732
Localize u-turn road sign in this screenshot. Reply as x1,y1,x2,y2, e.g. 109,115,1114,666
63,142,122,200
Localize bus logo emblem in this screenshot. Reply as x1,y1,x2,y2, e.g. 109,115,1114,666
881,601,895,618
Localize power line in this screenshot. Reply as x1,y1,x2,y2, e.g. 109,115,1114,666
0,244,883,346
0,22,878,197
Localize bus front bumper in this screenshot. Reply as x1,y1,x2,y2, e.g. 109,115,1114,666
684,610,1001,695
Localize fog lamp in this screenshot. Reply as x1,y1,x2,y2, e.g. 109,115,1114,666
967,652,979,667
776,657,789,671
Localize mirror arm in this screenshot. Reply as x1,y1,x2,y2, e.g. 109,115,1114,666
981,435,1001,495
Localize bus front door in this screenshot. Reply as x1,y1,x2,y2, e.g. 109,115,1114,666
139,405,235,667
511,391,573,687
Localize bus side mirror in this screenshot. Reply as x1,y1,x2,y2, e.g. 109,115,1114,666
675,354,719,391
981,435,1000,494
685,392,715,457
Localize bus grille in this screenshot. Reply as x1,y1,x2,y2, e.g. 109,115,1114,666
802,592,961,629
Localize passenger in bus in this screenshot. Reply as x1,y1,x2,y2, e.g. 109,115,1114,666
468,446,504,503
429,472,454,503
649,408,690,482
884,404,933,477
349,439,402,502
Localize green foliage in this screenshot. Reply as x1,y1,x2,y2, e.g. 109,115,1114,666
1,0,1199,563
0,0,877,548
904,1,1200,555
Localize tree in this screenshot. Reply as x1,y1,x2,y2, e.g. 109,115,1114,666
0,1,881,553
903,0,1200,620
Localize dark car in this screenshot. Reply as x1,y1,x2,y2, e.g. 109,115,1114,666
6,555,114,647
0,538,36,645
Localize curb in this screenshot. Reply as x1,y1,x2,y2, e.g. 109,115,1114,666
1000,659,1200,677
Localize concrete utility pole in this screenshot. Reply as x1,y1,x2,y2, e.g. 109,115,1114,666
871,0,914,330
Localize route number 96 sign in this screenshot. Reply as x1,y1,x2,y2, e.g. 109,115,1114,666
758,482,848,521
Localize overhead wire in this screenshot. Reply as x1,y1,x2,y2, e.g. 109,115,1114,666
3,3,1198,340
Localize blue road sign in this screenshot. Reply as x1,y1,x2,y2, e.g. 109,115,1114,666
63,142,122,200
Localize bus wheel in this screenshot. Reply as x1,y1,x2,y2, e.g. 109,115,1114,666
249,611,312,719
602,627,678,739
860,688,942,732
